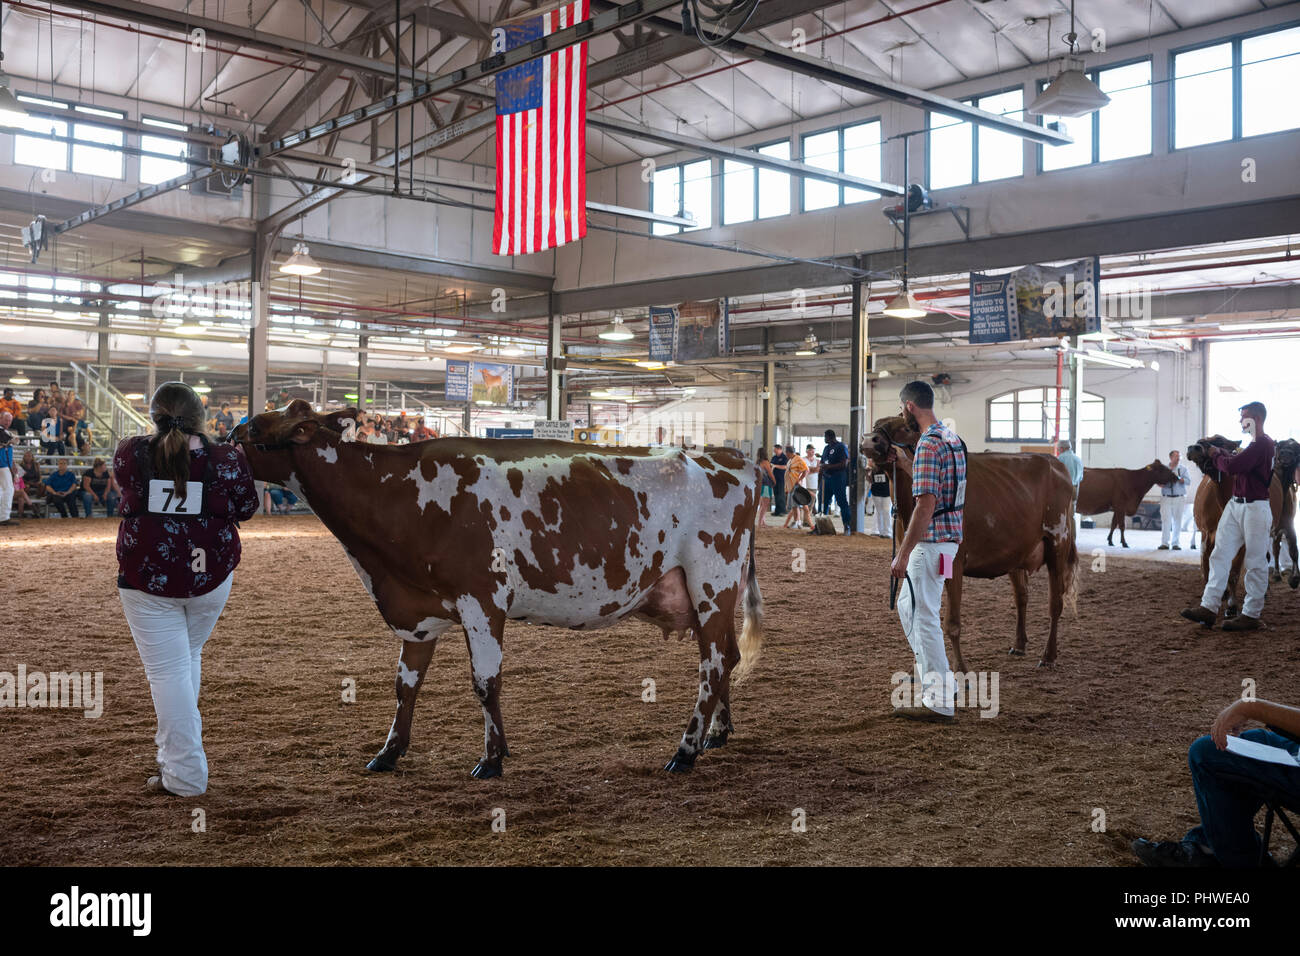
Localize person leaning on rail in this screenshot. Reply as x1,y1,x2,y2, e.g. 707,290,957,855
1181,401,1275,632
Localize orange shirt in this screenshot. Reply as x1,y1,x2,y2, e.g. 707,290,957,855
0,397,21,421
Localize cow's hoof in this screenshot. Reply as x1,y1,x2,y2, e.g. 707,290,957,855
1121,542,1130,549
703,731,729,750
1289,576,1299,590
1271,572,1281,582
1225,606,1238,619
1036,659,1057,668
663,749,697,773
366,756,398,772
470,758,503,780
1007,647,1026,657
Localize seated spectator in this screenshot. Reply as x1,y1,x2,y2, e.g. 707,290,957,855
63,390,84,435
19,449,43,500
81,457,121,517
44,458,81,517
0,412,15,526
214,420,231,443
1,388,24,435
263,484,299,515
213,402,235,434
26,388,48,435
1133,695,1300,867
75,414,92,455
411,420,433,442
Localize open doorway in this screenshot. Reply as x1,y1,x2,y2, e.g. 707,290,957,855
1206,338,1300,441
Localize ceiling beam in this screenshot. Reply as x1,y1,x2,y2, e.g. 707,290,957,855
587,114,905,195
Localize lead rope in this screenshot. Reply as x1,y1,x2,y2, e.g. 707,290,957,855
887,448,916,639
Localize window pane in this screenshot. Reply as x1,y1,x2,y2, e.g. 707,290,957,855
14,113,68,170
976,89,1023,181
1016,388,1043,402
1242,27,1300,137
681,160,711,231
842,120,881,203
928,110,972,189
72,121,124,178
1097,61,1151,161
1039,90,1093,170
1017,407,1043,440
801,130,839,210
1174,44,1233,148
651,165,681,236
722,159,755,225
757,141,791,218
990,419,1014,439
989,402,1013,421
141,133,189,185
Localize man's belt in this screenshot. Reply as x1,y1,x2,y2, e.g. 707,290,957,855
1232,496,1267,504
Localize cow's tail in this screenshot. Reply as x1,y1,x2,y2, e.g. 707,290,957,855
1063,518,1079,618
732,527,764,687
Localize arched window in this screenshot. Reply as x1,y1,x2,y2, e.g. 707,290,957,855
987,388,1104,443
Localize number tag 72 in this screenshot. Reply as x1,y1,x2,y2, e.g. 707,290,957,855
147,479,205,515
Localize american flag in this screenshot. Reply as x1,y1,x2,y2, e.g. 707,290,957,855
493,0,589,257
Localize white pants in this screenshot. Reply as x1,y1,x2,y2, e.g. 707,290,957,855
897,541,959,716
874,498,891,536
119,574,233,796
1160,496,1187,547
0,468,12,521
1200,499,1271,619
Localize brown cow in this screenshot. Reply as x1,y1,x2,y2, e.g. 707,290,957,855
1187,436,1244,621
1077,459,1179,548
233,401,763,778
863,416,1077,668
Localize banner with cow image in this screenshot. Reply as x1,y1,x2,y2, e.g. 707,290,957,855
969,258,1100,344
647,306,678,363
671,298,730,362
445,360,514,405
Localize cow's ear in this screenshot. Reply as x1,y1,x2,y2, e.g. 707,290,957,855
285,398,313,419
289,419,320,444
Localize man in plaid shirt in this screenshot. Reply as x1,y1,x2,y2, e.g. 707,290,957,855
889,380,966,722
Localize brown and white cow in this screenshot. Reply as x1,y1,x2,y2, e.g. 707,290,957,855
233,401,763,778
1076,459,1179,548
1270,438,1300,588
863,416,1077,668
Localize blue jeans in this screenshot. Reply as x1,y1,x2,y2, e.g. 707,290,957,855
82,490,120,517
269,488,298,511
1183,728,1300,866
823,476,851,532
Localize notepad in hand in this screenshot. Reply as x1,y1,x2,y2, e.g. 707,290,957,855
1225,735,1300,768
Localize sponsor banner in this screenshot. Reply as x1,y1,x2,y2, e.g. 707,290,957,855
445,360,470,401
485,427,533,439
448,361,515,404
969,258,1100,343
674,298,729,361
648,306,678,362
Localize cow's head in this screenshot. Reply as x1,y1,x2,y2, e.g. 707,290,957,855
862,415,920,465
1145,459,1179,486
232,399,359,481
1186,435,1240,476
1276,438,1300,484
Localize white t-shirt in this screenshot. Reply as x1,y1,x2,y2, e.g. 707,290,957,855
803,453,818,490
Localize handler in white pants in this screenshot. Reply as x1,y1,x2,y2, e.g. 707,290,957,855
1158,450,1191,550
119,575,233,796
0,411,15,524
1182,401,1275,631
889,381,966,722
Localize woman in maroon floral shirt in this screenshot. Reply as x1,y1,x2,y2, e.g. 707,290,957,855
115,382,259,796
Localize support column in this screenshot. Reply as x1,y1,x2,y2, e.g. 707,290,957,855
1068,335,1083,455
760,327,773,454
320,350,329,409
357,334,369,416
147,337,157,399
545,293,566,420
848,270,869,535
248,225,273,418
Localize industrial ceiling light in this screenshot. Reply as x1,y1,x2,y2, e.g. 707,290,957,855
498,341,525,357
278,242,321,276
124,392,145,401
9,370,30,385
444,341,483,354
634,359,666,369
877,368,892,378
598,315,634,341
882,289,926,319
1027,2,1110,117
171,341,193,356
794,329,819,356
193,380,212,394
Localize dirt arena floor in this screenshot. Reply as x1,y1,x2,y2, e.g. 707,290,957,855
2,514,1297,867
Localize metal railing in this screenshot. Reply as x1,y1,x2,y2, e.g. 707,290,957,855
68,362,153,454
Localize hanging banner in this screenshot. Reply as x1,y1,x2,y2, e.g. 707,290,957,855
445,360,471,401
969,259,1100,344
445,361,514,404
648,306,678,363
673,298,729,361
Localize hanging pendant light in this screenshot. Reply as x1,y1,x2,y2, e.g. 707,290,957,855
278,242,321,276
171,341,193,356
795,329,818,356
9,370,30,385
882,288,926,319
598,315,634,341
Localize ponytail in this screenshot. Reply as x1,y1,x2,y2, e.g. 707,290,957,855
148,382,208,496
